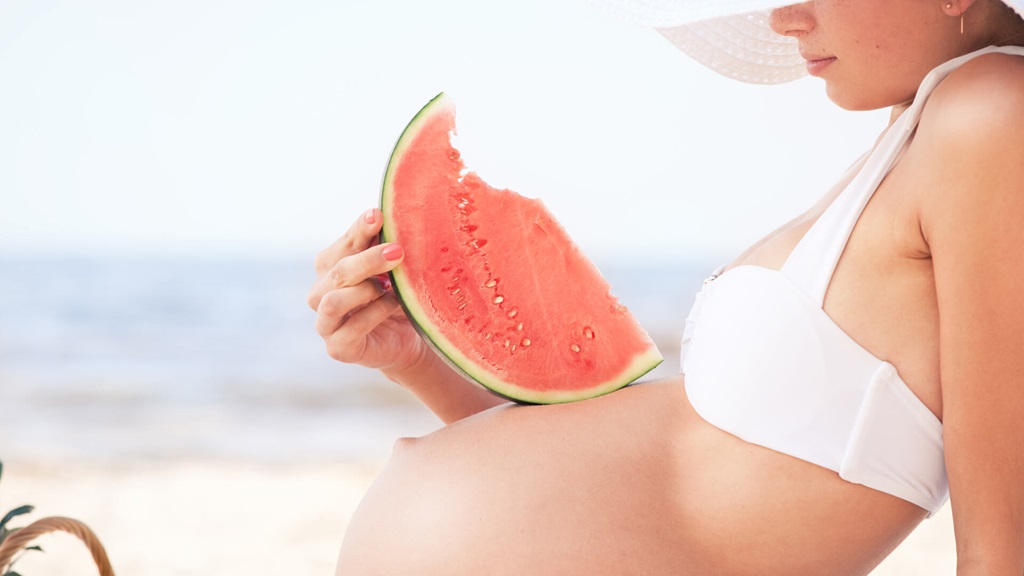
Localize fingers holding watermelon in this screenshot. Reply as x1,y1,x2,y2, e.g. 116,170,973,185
307,208,435,373
314,280,390,337
309,208,507,421
306,209,402,311
312,208,384,278
307,242,401,308
315,284,407,366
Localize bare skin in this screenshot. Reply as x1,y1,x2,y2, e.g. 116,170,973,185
309,1,1024,574
337,378,924,576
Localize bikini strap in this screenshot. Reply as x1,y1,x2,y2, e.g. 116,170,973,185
781,45,1024,304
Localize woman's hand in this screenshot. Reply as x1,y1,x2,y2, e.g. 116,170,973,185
307,208,506,423
307,208,426,377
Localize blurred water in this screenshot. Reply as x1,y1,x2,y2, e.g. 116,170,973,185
0,254,713,464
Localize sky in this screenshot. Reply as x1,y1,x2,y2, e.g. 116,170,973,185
0,0,890,263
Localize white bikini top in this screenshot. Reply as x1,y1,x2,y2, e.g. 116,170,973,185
680,46,1024,516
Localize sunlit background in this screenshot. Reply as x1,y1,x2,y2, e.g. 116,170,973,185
0,1,953,574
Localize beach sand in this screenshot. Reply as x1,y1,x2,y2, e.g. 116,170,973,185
1,455,955,575
1,458,378,576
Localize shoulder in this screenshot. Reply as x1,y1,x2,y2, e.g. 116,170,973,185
914,51,1024,245
917,51,1024,150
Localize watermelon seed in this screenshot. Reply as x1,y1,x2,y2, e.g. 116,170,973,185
521,338,531,347
511,345,517,353
507,309,518,318
493,295,505,304
584,327,595,340
570,344,581,353
516,322,523,331
504,340,511,348
485,279,498,288
484,333,491,340
460,224,479,233
450,288,461,295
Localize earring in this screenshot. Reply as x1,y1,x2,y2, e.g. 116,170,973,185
945,2,964,34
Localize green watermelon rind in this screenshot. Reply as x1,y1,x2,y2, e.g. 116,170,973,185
380,92,663,404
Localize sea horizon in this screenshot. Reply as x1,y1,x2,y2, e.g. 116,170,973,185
0,252,717,465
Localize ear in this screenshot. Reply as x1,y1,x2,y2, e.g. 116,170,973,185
941,0,981,16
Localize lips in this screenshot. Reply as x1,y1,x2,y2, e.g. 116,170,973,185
803,55,837,76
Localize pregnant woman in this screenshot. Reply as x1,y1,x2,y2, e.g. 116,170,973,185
307,1,1024,573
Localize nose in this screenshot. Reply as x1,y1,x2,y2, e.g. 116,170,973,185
768,2,815,38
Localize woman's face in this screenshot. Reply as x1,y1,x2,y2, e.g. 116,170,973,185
768,0,976,110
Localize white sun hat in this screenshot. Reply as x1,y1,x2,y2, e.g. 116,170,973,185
590,0,1024,84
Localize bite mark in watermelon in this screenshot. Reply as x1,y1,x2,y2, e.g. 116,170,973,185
381,92,662,404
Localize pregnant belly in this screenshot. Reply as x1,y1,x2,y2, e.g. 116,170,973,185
337,376,926,576
666,376,926,574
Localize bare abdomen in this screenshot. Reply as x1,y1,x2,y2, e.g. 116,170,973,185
336,376,925,576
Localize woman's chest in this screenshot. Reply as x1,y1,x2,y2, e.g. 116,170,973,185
724,163,943,420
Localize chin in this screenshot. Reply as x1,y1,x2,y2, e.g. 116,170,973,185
823,83,899,112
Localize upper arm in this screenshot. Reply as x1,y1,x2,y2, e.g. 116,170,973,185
917,54,1024,573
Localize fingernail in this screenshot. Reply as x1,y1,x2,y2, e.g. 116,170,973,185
382,244,403,261
364,209,376,224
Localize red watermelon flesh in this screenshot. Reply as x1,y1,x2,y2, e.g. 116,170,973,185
381,93,662,404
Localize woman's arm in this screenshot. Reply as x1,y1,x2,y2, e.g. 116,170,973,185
918,54,1024,575
308,208,506,424
380,344,508,424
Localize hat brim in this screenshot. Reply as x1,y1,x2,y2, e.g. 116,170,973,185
588,0,799,27
588,0,808,84
657,12,805,84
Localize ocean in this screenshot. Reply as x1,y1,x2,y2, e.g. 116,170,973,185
0,254,715,466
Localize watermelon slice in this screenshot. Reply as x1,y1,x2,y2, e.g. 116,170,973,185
380,92,662,404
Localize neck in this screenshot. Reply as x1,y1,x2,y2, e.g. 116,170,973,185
888,101,912,126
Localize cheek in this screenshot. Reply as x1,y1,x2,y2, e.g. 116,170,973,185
828,39,927,110
818,5,944,110
850,27,900,64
